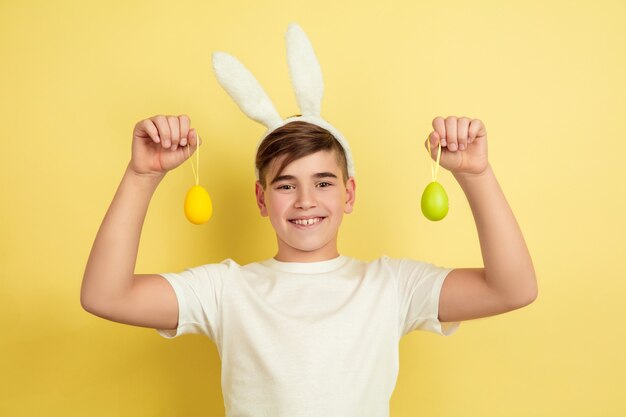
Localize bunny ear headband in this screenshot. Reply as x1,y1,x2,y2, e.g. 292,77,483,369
211,22,355,180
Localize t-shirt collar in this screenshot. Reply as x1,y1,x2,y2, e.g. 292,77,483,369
262,254,349,274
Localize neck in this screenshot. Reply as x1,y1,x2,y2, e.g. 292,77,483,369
274,239,340,263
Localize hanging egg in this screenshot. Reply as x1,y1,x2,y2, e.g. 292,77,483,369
421,181,448,221
184,185,213,225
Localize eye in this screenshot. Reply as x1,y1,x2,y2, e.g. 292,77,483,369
317,182,333,188
276,184,294,190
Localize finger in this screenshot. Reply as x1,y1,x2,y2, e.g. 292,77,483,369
167,116,180,150
445,116,458,151
140,119,160,143
188,129,197,147
424,131,441,159
152,115,171,148
189,129,204,150
457,117,470,150
189,129,204,151
468,118,485,142
179,114,190,147
432,117,446,147
431,131,440,149
196,133,203,148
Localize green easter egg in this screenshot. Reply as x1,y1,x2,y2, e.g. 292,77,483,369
421,181,449,221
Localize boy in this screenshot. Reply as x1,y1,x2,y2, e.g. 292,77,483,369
81,113,537,416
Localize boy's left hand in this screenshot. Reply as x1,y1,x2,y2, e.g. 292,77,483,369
425,116,489,176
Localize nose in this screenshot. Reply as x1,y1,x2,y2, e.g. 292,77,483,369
294,186,317,209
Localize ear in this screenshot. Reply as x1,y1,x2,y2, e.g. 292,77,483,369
255,181,269,217
344,176,356,214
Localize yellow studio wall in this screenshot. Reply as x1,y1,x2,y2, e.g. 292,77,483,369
1,0,624,415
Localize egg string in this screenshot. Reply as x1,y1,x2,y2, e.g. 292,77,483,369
185,134,201,186
427,135,443,182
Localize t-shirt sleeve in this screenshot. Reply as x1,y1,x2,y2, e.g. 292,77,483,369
154,262,228,342
386,256,461,337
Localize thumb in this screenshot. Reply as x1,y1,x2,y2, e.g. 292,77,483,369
189,128,203,148
424,132,442,158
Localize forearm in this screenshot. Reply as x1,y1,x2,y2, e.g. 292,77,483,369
81,164,165,309
454,164,537,305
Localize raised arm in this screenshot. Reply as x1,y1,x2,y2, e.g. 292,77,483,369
424,116,538,323
80,115,199,329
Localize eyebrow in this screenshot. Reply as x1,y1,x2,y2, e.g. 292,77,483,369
270,172,338,185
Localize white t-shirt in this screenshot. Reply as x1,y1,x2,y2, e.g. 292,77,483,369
156,255,460,417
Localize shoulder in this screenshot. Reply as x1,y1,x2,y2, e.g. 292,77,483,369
360,255,451,279
169,258,242,281
340,255,402,277
360,255,428,270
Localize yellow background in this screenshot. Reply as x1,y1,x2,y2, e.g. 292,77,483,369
1,0,624,415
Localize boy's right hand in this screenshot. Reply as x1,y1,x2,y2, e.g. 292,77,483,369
129,114,201,177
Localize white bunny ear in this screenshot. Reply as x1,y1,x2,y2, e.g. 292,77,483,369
286,23,323,117
212,51,283,129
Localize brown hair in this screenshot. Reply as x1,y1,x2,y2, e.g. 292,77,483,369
256,120,348,188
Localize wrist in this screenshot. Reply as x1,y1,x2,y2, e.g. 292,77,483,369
125,163,166,184
452,164,493,183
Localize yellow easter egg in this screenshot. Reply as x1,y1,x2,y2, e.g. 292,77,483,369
421,181,449,221
184,185,213,225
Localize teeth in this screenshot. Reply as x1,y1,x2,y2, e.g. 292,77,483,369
291,217,322,226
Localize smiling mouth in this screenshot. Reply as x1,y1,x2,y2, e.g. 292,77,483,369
289,217,325,226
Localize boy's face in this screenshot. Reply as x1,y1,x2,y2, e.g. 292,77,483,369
255,149,356,262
